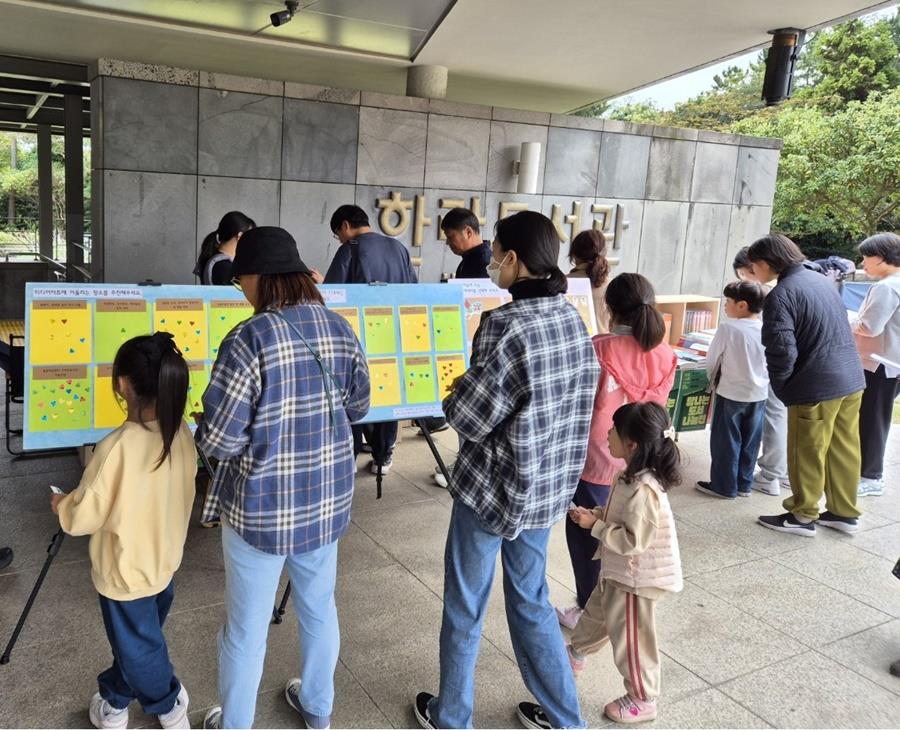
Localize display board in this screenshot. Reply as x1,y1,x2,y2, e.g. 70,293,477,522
448,277,598,345
23,283,468,449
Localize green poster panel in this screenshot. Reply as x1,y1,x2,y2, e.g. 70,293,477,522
363,306,397,355
94,300,152,363
403,356,437,405
209,300,253,358
29,366,91,432
432,305,465,352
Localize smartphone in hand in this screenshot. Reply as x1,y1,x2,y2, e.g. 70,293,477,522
49,485,66,495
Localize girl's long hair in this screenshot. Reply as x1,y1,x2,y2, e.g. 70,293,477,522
194,211,256,278
604,273,666,351
612,402,681,491
570,229,610,289
113,332,189,469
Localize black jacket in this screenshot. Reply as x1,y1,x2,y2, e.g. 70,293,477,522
761,263,864,406
455,241,492,279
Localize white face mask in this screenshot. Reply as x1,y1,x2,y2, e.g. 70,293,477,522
487,252,511,287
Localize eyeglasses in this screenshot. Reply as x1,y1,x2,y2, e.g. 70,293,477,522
230,277,242,291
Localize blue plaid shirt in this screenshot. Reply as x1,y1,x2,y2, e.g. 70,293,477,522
197,304,370,555
444,294,599,539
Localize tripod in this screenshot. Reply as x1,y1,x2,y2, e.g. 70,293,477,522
271,417,453,622
1,528,65,665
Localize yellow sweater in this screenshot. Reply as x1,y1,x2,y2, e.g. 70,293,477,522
57,420,197,601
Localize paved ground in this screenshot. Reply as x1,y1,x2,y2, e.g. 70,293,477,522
1,417,899,729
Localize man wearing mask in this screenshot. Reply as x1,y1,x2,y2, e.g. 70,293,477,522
325,204,417,474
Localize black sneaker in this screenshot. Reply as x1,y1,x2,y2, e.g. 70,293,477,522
695,481,735,500
0,547,12,571
413,692,437,729
757,512,816,537
517,702,552,730
817,511,859,534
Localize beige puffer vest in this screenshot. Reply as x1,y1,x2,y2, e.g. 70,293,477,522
599,471,683,593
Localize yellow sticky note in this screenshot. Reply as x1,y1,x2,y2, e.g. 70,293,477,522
30,301,92,365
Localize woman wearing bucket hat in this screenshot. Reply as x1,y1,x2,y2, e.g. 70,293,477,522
196,226,370,730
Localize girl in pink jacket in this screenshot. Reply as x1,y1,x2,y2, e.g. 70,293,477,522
556,273,677,630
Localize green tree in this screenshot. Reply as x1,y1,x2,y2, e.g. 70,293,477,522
734,87,900,239
606,100,664,124
795,18,900,110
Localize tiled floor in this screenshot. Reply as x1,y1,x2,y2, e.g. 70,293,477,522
1,421,899,729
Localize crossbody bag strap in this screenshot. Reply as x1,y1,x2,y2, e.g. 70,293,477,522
270,309,342,430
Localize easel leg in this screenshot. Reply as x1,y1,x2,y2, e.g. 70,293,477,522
272,582,292,625
415,419,452,489
1,529,65,665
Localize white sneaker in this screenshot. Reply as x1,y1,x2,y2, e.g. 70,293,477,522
159,685,190,729
432,464,452,489
555,605,583,630
369,458,392,475
857,478,885,497
89,693,129,729
751,473,781,496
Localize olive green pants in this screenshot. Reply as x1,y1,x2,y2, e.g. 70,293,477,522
784,391,862,521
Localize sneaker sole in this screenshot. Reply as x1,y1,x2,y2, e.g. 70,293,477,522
757,518,816,537
752,485,781,496
817,520,860,534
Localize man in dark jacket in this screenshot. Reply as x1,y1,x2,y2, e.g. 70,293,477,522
420,208,493,442
325,205,417,474
747,234,865,537
441,207,492,281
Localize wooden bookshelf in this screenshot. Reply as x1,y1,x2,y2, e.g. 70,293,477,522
655,295,720,346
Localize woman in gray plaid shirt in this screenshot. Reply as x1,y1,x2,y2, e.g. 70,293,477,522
414,212,599,730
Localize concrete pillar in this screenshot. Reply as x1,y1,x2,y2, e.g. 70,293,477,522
406,65,448,100
37,124,53,259
64,94,85,281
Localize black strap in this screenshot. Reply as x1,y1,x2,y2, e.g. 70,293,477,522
270,310,342,431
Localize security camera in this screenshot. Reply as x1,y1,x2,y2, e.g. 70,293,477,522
271,0,300,27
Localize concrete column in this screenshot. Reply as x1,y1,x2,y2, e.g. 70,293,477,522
406,65,448,99
37,124,53,259
64,94,85,281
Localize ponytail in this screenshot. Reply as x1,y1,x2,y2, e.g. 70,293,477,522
547,267,568,295
605,273,665,351
113,332,189,470
155,345,189,469
194,231,220,278
570,229,610,289
612,402,681,491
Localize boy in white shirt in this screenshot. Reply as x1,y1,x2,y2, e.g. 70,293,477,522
696,281,769,499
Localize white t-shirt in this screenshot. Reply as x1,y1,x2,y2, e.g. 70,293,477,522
706,317,769,402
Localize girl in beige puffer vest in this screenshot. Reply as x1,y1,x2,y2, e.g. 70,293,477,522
567,402,683,725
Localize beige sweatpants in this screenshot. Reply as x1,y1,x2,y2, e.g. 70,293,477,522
569,580,661,700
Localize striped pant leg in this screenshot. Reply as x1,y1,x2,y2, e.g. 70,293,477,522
604,585,662,701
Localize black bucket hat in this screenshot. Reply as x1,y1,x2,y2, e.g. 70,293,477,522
230,226,312,277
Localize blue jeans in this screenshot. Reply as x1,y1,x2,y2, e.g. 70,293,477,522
565,479,611,609
97,581,181,715
219,522,340,729
709,395,766,497
429,501,584,729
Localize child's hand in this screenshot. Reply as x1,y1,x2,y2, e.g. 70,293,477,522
569,506,598,529
445,374,465,395
310,268,324,284
50,493,65,514
190,411,203,426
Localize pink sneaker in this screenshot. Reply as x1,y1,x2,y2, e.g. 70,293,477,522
566,644,586,675
555,605,583,630
604,695,657,724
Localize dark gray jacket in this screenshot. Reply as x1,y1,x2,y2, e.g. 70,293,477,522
761,263,864,406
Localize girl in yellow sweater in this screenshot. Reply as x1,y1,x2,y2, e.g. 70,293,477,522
50,333,197,730
567,402,683,725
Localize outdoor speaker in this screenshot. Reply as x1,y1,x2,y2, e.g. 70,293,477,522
762,28,803,106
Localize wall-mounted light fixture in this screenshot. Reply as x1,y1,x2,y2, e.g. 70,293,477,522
512,142,541,194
